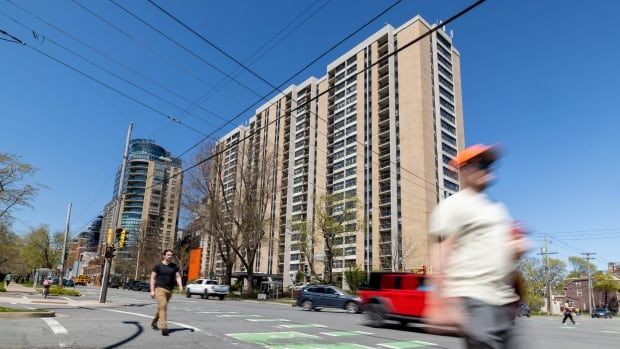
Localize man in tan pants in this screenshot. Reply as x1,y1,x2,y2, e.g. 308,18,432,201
150,249,183,336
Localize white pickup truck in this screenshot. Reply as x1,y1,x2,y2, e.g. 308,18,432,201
185,279,230,300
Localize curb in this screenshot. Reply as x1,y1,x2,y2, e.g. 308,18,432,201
0,311,55,319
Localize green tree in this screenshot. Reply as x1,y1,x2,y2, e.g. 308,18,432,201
0,153,41,223
344,264,366,293
21,225,63,270
567,256,598,278
593,271,620,308
517,257,567,311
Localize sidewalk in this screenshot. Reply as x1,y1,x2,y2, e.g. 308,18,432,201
1,283,148,308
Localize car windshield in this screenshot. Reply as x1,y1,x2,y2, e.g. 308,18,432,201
329,286,346,295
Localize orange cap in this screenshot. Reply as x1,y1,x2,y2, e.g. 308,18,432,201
450,144,499,169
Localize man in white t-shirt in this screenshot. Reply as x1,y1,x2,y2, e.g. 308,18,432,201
428,144,528,349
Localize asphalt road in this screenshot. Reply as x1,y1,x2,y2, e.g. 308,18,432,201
1,286,619,348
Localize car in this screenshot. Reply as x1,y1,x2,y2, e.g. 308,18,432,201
185,279,230,299
592,308,613,319
357,272,430,327
296,285,361,314
123,280,137,290
74,275,89,286
132,282,149,292
517,303,531,317
62,278,75,287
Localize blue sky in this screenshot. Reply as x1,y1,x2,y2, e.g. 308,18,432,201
2,0,618,270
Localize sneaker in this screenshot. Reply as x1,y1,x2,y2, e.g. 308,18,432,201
151,322,158,330
563,323,567,326
161,328,169,336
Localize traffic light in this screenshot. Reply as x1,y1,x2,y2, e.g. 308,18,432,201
303,264,309,277
118,229,127,249
106,228,113,245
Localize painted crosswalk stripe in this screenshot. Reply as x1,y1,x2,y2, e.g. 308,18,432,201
42,318,68,335
378,340,437,348
277,324,327,328
320,330,373,337
601,330,620,334
219,314,261,318
199,311,238,314
226,331,319,345
246,318,290,322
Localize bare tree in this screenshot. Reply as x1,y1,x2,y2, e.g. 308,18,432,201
184,143,238,285
0,153,41,223
219,141,275,294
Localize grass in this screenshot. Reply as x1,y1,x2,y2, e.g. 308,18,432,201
19,281,34,288
37,286,81,297
0,284,5,292
0,306,43,312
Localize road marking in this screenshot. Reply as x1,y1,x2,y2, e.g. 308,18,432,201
320,331,373,337
101,309,203,332
378,340,437,348
61,297,73,301
219,314,262,318
601,330,620,334
199,311,238,314
246,318,290,322
269,344,374,349
10,302,16,305
226,331,319,346
42,318,68,335
26,307,36,310
21,296,29,300
277,324,327,329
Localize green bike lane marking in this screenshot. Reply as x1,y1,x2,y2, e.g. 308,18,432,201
377,340,437,348
277,324,327,328
226,331,319,346
320,331,373,337
269,344,374,349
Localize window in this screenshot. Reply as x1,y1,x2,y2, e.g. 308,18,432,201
441,120,456,134
440,97,454,112
438,75,453,90
441,108,455,123
443,167,458,180
576,290,582,297
344,247,356,255
346,136,356,145
345,178,356,187
442,143,457,156
345,157,356,165
444,179,459,191
439,86,454,102
346,168,356,177
346,114,356,124
325,287,338,295
575,282,581,287
441,131,456,145
334,150,345,160
346,125,356,135
438,64,453,79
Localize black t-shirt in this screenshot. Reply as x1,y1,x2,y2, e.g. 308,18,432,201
152,263,179,290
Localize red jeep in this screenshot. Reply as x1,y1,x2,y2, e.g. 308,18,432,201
357,272,431,327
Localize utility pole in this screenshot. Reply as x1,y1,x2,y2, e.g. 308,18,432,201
59,203,72,287
582,252,596,313
99,123,133,303
537,235,557,315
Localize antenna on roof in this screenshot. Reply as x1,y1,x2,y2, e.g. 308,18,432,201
450,30,454,38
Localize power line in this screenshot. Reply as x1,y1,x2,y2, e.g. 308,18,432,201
179,0,332,119
68,0,227,124
3,0,220,129
108,0,267,100
1,27,207,136
139,0,487,197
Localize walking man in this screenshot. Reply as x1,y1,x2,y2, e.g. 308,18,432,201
426,144,529,348
4,272,12,287
562,302,576,325
150,249,183,336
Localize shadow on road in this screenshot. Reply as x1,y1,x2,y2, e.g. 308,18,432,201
168,327,195,334
103,321,143,349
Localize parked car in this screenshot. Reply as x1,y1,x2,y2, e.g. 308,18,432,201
517,303,531,317
592,308,613,318
357,272,430,327
296,285,361,313
185,279,230,300
63,278,75,287
123,280,137,290
132,282,149,292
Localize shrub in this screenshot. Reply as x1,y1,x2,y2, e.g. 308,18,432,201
0,284,5,292
46,286,81,296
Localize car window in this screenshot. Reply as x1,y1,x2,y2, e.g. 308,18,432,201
206,280,217,285
324,287,338,295
306,287,323,293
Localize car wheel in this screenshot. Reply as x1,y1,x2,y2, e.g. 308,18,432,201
366,304,385,327
400,320,409,327
186,291,191,298
345,301,359,314
301,300,313,311
218,295,225,300
202,292,208,299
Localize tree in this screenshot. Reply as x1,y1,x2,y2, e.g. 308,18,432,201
517,257,567,311
292,220,316,279
567,256,598,278
314,193,362,284
21,225,63,270
0,153,41,223
593,271,620,309
344,264,366,293
183,143,238,286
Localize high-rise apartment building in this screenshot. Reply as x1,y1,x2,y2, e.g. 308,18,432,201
200,16,464,286
99,139,182,277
